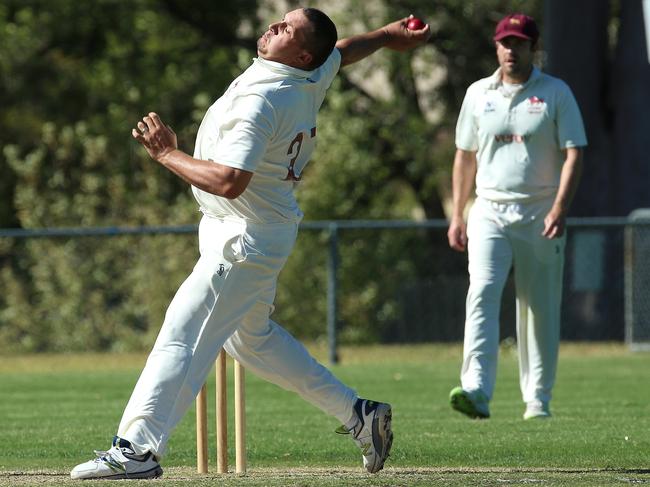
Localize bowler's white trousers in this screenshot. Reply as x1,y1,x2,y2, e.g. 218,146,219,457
117,214,357,457
461,197,565,405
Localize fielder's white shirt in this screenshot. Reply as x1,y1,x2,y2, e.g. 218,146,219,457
192,49,341,223
456,67,587,203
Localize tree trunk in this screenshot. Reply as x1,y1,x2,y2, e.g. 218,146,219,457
544,0,612,217
612,0,650,215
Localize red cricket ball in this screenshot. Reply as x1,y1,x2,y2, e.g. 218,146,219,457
407,17,425,30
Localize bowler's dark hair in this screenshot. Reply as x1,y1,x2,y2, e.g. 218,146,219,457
302,8,338,70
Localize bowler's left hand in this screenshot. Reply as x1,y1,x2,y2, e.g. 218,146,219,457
542,207,566,239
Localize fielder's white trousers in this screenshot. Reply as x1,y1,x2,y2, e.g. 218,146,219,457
117,214,357,457
461,197,565,405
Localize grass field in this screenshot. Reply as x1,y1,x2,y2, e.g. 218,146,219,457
1,343,650,486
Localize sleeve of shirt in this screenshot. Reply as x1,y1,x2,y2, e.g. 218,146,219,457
455,85,479,151
556,82,588,149
317,48,342,88
209,93,276,173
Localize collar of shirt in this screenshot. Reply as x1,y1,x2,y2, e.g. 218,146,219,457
254,57,314,79
487,66,542,92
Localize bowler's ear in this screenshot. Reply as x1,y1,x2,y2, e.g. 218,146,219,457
296,50,313,69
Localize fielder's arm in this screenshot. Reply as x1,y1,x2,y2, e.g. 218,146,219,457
132,112,253,199
336,15,431,67
447,149,477,252
542,147,583,239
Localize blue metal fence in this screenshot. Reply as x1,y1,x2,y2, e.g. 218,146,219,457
0,217,644,363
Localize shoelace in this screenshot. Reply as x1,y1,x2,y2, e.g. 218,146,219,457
351,422,365,440
93,449,108,462
93,447,129,469
335,420,364,438
348,418,373,448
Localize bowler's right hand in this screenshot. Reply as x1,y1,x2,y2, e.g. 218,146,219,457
132,112,178,163
382,15,432,51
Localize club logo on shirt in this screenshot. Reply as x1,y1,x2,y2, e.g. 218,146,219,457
483,101,496,113
217,264,225,277
527,95,545,114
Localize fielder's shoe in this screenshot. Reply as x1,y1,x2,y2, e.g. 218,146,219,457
70,436,163,480
336,398,393,473
523,401,551,420
449,386,490,419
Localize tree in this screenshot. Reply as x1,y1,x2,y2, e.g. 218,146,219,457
545,0,650,217
0,0,258,351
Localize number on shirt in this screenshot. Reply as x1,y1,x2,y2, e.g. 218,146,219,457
284,127,316,181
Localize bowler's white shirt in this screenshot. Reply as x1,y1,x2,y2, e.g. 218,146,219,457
192,49,341,223
456,67,587,203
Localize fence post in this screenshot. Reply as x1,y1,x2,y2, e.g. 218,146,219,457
327,222,339,364
625,209,650,350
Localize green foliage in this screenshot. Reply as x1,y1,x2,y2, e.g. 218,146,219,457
0,0,249,352
0,235,198,352
0,0,543,352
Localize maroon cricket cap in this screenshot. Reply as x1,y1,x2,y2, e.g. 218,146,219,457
493,13,539,42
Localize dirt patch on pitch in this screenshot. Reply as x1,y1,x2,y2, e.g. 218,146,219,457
3,467,650,486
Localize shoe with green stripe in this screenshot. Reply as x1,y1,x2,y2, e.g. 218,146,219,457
336,398,393,473
70,436,163,480
449,386,490,419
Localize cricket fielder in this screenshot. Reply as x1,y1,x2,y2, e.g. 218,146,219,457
447,13,586,420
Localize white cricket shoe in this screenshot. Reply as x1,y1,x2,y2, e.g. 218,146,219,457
70,436,163,480
524,401,551,420
337,398,393,473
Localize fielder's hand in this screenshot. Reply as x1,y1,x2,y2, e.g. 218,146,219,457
447,217,468,252
382,15,432,51
132,112,178,163
542,207,566,239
